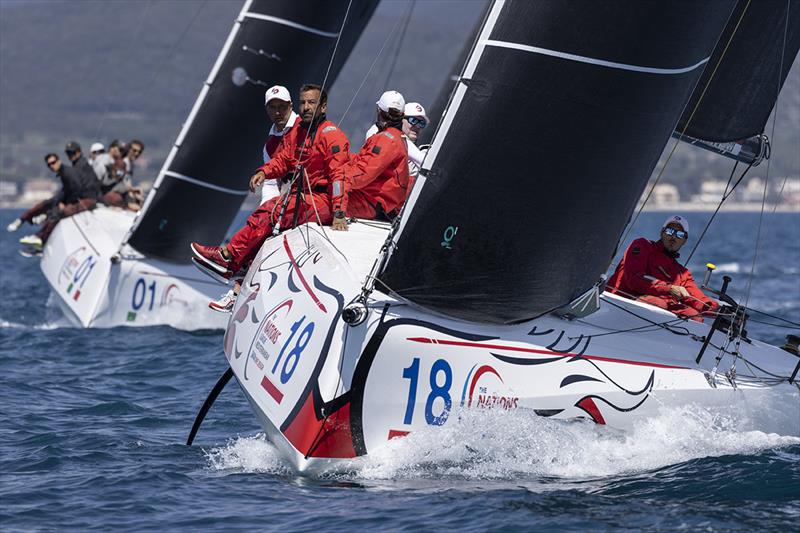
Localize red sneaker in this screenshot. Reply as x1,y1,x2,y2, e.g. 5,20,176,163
190,243,231,274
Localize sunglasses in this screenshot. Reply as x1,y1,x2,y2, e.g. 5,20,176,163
663,227,687,239
46,159,58,167
130,148,142,155
406,116,427,129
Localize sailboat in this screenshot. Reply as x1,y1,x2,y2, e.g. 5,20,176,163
38,0,377,328
219,0,800,472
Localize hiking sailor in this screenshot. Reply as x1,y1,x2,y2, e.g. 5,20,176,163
260,84,300,204
331,90,411,231
15,151,99,248
607,215,720,322
191,83,350,281
401,102,429,176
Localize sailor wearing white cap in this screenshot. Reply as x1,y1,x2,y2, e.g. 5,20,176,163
89,142,105,157
402,102,429,175
365,90,406,140
260,85,299,203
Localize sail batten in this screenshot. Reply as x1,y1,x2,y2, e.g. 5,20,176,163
379,0,737,325
483,40,711,75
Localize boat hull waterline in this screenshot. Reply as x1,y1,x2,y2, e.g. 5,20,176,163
224,226,800,473
40,207,227,329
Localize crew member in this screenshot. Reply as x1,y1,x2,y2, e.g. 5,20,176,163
191,83,349,279
260,84,300,203
331,90,411,231
607,215,719,322
17,152,99,248
402,102,429,176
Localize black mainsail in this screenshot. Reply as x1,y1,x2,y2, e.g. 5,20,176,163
127,0,377,262
378,0,737,324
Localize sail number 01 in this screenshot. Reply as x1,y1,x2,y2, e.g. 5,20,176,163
402,358,453,426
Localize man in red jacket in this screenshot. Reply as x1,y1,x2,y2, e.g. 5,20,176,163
331,90,411,231
607,215,719,322
191,84,349,280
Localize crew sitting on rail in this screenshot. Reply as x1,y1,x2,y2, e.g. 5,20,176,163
190,83,350,282
259,84,300,204
11,148,100,249
607,215,719,322
331,90,411,231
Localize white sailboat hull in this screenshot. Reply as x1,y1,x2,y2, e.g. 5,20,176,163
40,206,227,329
225,224,800,473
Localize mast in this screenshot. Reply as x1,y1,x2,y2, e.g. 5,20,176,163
125,0,378,262
377,0,738,324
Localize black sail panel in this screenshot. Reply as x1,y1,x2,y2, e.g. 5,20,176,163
128,0,377,262
676,0,800,142
378,0,735,324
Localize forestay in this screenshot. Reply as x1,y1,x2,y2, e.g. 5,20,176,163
676,0,800,143
127,0,377,262
378,0,736,324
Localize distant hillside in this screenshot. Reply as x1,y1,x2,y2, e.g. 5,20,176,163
1,0,797,194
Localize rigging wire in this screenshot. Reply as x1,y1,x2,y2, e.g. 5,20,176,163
381,0,416,89
336,11,409,128
93,0,153,140
683,159,755,265
617,0,752,251
740,0,790,315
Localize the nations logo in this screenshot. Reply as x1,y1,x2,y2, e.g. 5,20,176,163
461,364,519,410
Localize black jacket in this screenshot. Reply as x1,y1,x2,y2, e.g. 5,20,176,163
58,157,100,203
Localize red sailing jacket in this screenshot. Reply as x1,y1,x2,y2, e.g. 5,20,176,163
257,118,349,194
263,113,300,162
607,238,718,313
331,126,411,216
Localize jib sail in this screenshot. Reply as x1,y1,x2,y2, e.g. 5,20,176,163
676,0,800,143
378,0,736,324
127,0,377,262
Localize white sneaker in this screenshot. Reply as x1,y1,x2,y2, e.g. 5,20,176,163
6,218,22,232
19,234,43,248
31,214,47,224
208,289,236,313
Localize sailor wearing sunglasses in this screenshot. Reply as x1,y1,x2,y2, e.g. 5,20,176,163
366,101,429,176
607,215,719,322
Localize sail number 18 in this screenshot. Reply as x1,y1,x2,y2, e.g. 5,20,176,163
402,357,453,426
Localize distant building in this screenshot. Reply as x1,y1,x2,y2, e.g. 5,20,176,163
651,184,680,205
20,178,58,204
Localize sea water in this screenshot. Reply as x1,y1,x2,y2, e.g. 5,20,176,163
1,209,798,531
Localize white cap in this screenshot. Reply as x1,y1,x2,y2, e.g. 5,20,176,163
265,85,291,105
663,214,689,233
376,90,405,113
404,102,427,120
90,142,105,153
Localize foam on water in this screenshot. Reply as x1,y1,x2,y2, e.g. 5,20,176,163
206,405,799,483
205,434,292,475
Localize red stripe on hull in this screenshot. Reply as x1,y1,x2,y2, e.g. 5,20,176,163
282,393,356,459
261,376,284,404
387,429,410,440
407,337,686,370
282,235,327,314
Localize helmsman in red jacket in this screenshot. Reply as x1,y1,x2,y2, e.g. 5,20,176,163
607,215,719,322
191,84,349,280
331,90,412,230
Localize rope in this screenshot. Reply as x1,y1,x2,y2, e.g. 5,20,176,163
617,0,752,250
683,159,755,265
